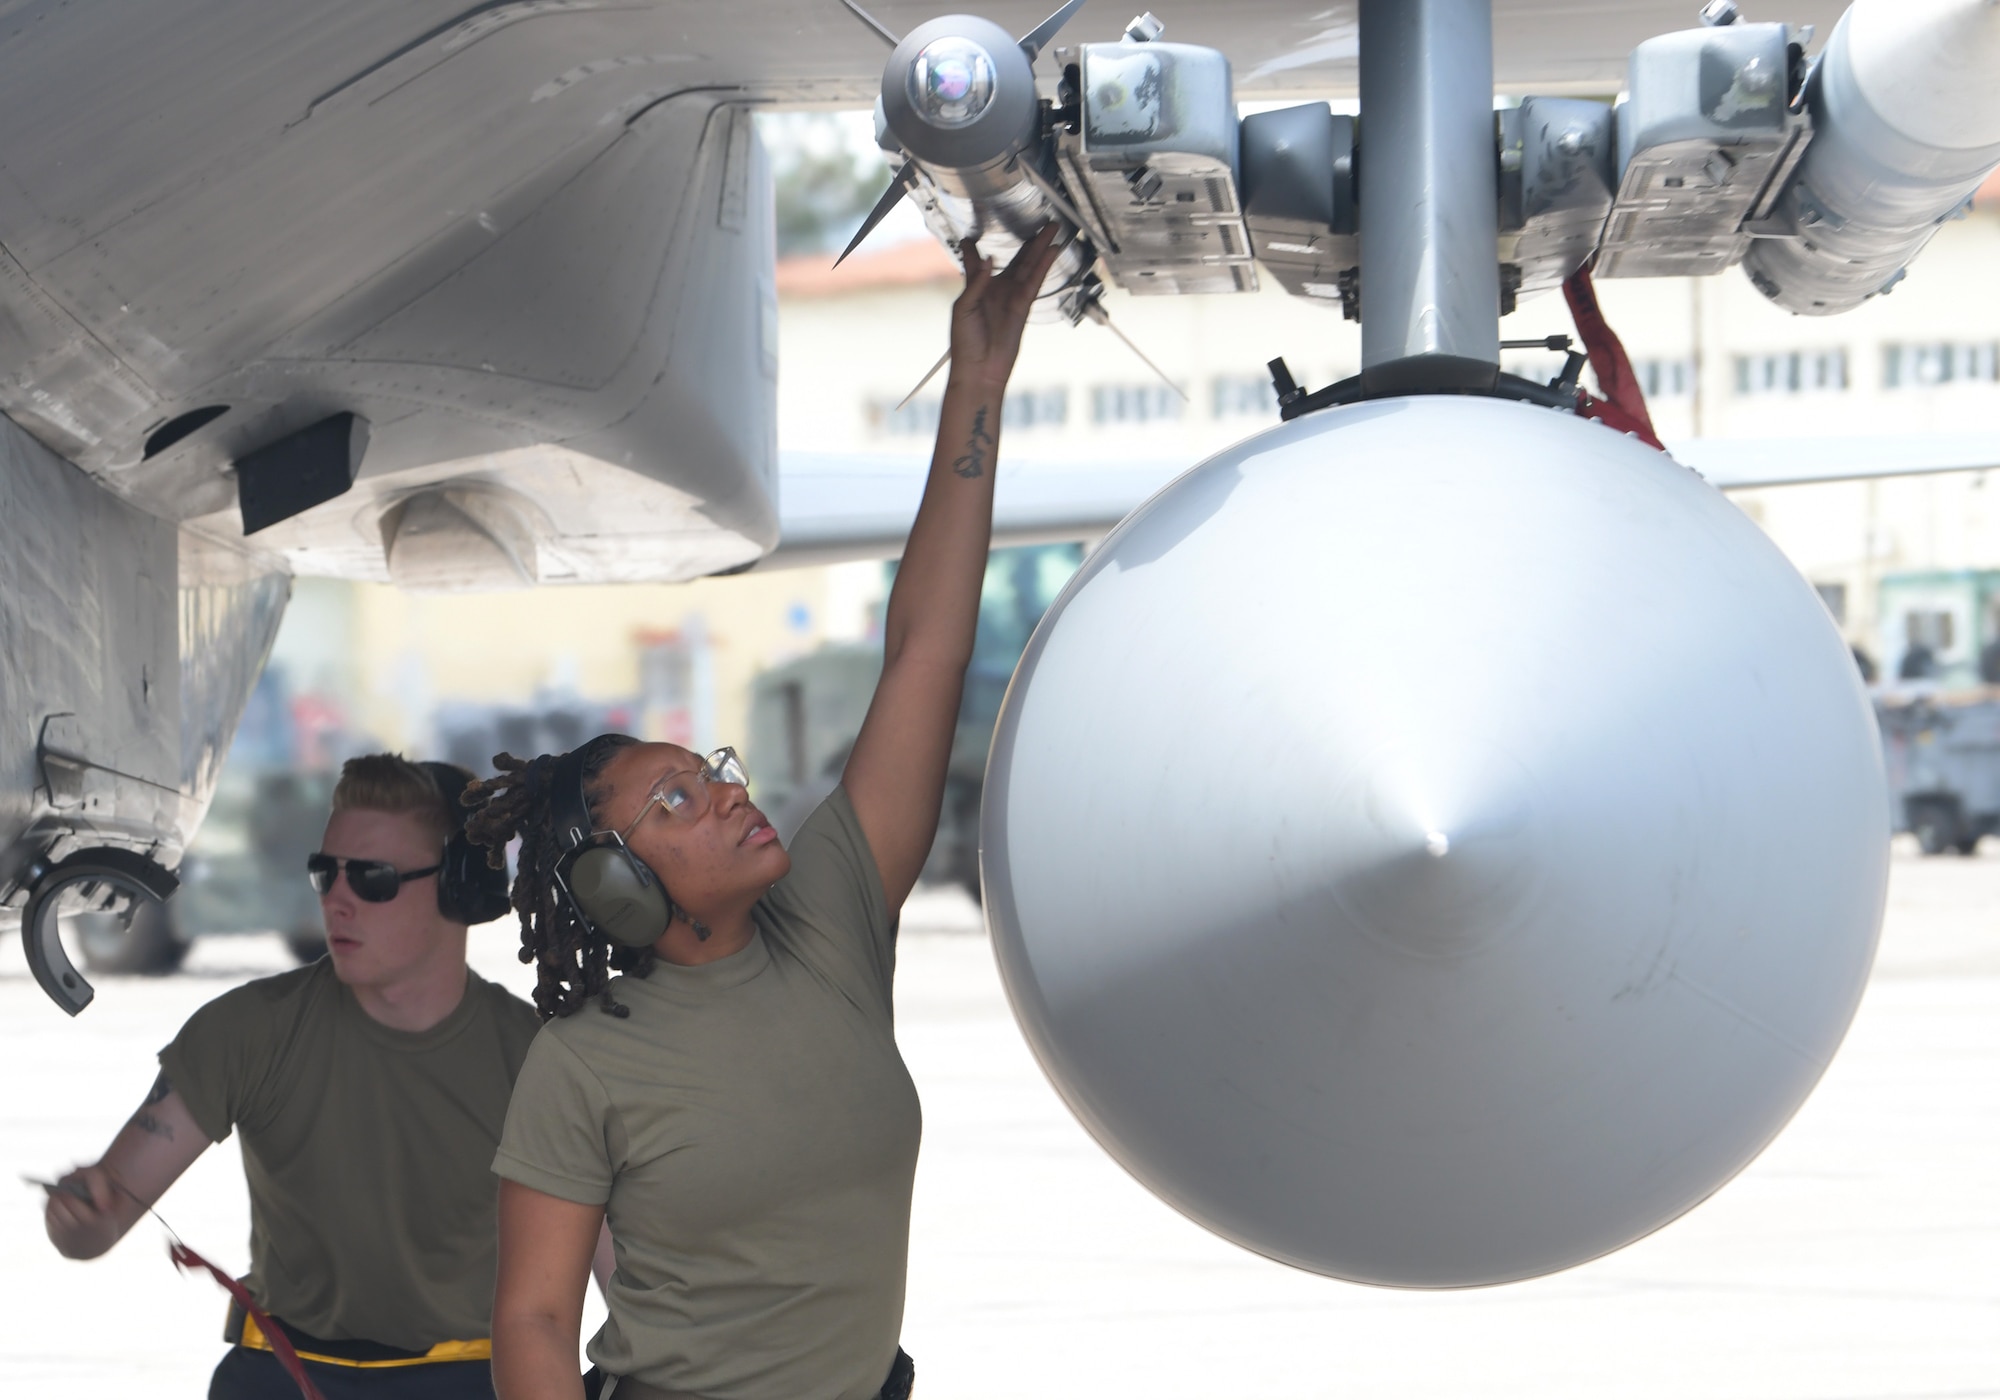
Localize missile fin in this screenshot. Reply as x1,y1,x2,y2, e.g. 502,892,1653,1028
833,161,917,269
838,0,901,48
1018,0,1088,61
1012,156,1098,248
1084,301,1186,401
896,345,954,412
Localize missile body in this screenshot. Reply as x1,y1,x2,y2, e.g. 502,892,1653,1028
877,16,1091,305
1744,0,2000,314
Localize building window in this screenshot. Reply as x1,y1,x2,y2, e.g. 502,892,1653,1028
867,386,1067,437
869,396,944,438
1733,349,1848,396
1003,387,1069,430
1636,357,1696,399
1883,342,2000,389
1210,374,1278,420
1091,383,1184,425
1909,610,1955,651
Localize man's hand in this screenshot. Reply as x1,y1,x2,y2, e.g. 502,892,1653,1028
44,1164,135,1260
43,1071,208,1260
948,224,1066,392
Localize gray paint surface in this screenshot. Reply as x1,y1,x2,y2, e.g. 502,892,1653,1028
0,419,179,894
1357,0,1502,376
0,1,1847,566
0,413,284,914
981,397,1888,1284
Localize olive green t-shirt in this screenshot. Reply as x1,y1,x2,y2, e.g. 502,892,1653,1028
159,961,541,1350
494,786,923,1400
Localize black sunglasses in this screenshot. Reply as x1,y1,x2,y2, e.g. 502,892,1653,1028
306,854,442,903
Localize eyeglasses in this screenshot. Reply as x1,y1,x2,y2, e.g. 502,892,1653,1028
307,854,442,903
621,747,750,837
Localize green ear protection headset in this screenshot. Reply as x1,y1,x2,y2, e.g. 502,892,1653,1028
549,739,675,949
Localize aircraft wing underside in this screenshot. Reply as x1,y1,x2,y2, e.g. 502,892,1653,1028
0,0,1851,591
766,433,2000,569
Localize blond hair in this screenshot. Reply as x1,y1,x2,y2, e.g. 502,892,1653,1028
331,753,453,850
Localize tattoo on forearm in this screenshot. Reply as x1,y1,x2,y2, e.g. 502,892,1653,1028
132,1072,174,1138
952,405,995,480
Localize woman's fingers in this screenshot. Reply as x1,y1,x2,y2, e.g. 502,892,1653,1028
999,224,1060,289
987,229,1058,326
999,225,1064,316
1020,226,1066,300
957,237,992,307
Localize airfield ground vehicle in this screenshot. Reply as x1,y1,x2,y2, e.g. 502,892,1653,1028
748,544,1082,899
1877,694,2000,855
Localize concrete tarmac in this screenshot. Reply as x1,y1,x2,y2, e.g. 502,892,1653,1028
3,839,1995,1397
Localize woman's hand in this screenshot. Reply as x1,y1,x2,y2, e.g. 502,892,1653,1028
948,224,1065,391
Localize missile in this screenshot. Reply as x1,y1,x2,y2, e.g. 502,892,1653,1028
1743,0,2000,314
842,2,1094,307
842,3,1197,397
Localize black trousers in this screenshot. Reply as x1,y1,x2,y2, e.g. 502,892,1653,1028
209,1345,497,1399
581,1347,914,1400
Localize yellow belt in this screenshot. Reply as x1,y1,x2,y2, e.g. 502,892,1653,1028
237,1309,492,1369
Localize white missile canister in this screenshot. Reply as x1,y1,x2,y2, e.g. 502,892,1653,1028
1744,0,2000,314
981,396,1888,1286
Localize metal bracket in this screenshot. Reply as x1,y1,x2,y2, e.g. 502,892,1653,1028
1273,354,1584,424
22,847,178,1016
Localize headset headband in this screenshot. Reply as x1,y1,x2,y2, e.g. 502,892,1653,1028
418,759,512,927
551,744,595,852
420,761,474,838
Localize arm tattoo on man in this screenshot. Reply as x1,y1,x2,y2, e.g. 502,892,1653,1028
132,1071,174,1139
952,405,995,480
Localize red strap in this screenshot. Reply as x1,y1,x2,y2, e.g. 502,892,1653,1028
1562,262,1665,452
170,1241,328,1400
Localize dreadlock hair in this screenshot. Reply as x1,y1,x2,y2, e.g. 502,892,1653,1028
462,734,655,1020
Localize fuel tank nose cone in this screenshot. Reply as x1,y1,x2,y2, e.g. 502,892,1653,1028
1325,749,1547,960
981,396,1889,1286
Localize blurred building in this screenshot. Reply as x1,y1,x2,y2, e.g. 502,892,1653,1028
165,155,2000,944
779,173,2000,672
226,174,2000,780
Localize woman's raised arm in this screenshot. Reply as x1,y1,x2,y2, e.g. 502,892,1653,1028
843,224,1065,909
